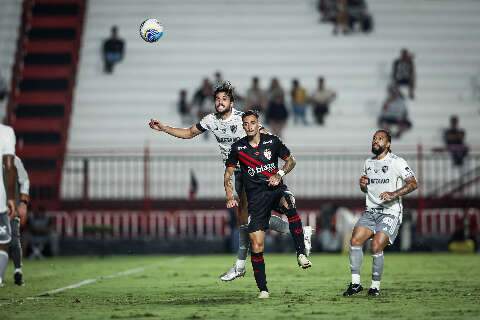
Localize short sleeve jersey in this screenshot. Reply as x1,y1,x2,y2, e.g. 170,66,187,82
363,152,416,217
226,133,290,191
0,124,16,212
196,108,245,162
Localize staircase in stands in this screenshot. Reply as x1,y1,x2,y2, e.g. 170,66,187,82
7,0,85,209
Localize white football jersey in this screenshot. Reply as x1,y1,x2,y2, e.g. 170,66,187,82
196,108,246,162
0,124,16,213
363,152,415,217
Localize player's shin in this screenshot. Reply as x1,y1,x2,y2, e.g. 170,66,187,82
237,224,249,266
285,209,306,255
0,250,8,284
11,219,22,270
251,252,268,292
350,246,363,284
371,251,384,289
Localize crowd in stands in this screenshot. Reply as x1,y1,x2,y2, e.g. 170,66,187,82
176,72,338,137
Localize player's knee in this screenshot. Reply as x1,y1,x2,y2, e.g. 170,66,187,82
371,240,385,253
350,237,364,247
250,240,264,253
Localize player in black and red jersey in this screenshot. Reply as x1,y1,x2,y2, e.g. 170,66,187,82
224,110,312,299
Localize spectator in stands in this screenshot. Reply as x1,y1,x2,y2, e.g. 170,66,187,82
213,71,223,87
347,0,373,33
102,26,125,74
264,78,286,136
311,77,337,125
392,49,416,99
268,78,285,106
291,79,308,125
177,89,192,125
317,0,337,23
444,115,469,166
266,93,289,137
0,71,7,101
25,206,58,259
245,76,267,113
193,78,213,139
193,78,214,117
378,85,412,138
333,0,350,35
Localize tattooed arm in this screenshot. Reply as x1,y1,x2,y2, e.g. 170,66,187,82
380,176,418,201
224,166,238,208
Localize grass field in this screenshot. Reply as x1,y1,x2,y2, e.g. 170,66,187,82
1,254,479,319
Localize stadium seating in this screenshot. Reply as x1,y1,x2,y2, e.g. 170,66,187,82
69,0,480,152
0,0,22,120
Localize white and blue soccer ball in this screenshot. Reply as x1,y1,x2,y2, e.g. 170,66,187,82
139,18,164,43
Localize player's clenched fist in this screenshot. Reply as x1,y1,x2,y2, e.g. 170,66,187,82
226,198,238,208
149,118,164,131
359,175,369,191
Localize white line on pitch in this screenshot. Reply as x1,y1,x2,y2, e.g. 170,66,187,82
0,257,185,307
38,267,146,297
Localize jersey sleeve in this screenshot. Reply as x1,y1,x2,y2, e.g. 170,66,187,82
1,127,16,155
276,136,291,160
394,157,416,181
225,144,239,168
362,160,368,176
195,114,210,133
15,157,30,195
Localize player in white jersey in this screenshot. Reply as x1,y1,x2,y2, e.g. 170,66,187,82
149,82,312,281
8,156,30,285
0,124,17,287
343,130,418,297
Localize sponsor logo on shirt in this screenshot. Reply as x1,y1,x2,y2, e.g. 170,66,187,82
369,178,390,184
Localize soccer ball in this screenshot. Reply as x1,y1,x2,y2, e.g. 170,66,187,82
139,18,164,43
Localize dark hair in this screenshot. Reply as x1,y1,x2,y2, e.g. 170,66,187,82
242,110,259,121
213,81,235,102
375,129,392,152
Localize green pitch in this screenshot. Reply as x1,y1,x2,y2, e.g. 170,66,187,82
1,254,479,319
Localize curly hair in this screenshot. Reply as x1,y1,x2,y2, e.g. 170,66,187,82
213,81,235,102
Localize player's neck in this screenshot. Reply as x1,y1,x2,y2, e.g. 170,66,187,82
375,151,390,160
247,133,261,147
218,109,233,120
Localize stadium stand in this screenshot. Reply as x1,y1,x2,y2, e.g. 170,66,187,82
69,0,480,152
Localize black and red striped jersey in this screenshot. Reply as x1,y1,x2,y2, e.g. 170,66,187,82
226,133,290,190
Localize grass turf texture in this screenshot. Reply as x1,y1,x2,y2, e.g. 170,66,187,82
0,254,479,319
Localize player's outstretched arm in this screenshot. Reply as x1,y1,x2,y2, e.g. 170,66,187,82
380,176,418,201
149,118,202,139
224,166,238,208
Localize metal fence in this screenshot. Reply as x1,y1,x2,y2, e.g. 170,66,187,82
61,148,480,200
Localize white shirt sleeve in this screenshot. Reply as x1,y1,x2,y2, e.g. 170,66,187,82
15,156,30,195
1,126,16,155
394,157,416,181
197,114,212,132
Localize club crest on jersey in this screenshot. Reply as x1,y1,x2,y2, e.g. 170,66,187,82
264,149,272,160
230,125,237,133
382,166,389,173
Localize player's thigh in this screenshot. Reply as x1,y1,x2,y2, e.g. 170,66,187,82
350,226,374,246
249,230,265,253
371,231,390,253
277,189,295,210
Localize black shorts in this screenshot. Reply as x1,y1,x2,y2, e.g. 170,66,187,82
246,184,288,233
